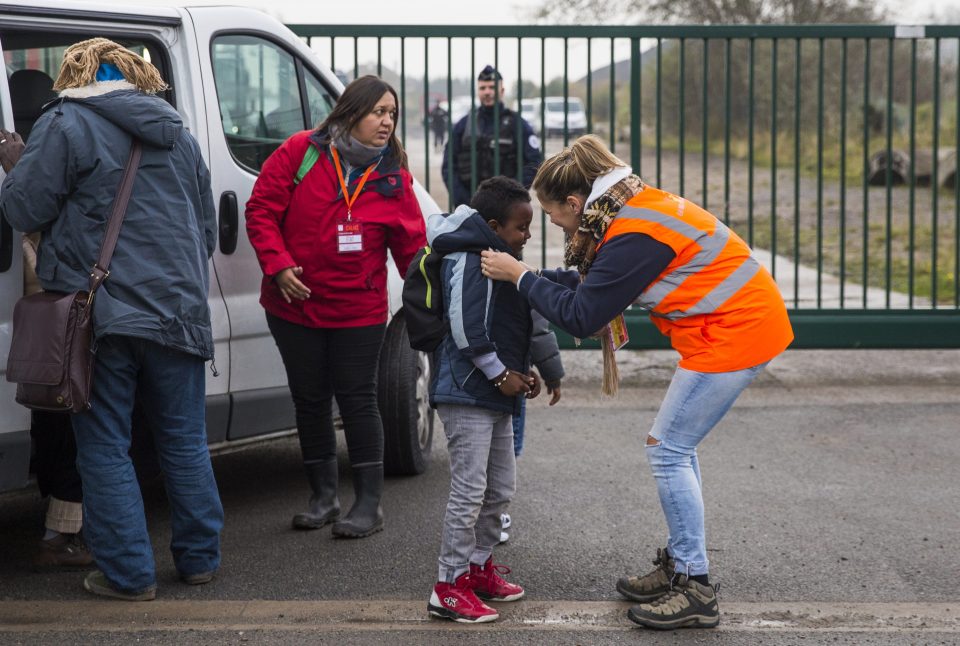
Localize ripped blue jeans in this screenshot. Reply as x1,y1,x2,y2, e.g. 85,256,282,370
645,362,767,577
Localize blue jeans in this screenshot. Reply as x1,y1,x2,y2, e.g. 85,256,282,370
645,362,767,577
511,398,526,457
436,404,515,582
72,335,223,593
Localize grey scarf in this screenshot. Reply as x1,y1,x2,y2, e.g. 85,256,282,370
330,125,386,168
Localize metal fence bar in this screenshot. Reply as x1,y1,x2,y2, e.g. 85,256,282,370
586,38,593,134
400,38,406,144
702,38,709,211
609,38,616,153
932,39,940,308
656,38,662,186
747,37,755,247
469,37,477,199
816,38,824,308
679,38,686,195
839,38,847,308
908,38,917,309
516,38,523,183
423,38,429,192
771,38,778,281
794,38,801,308
885,38,893,308
631,37,641,173
446,37,453,212
493,36,501,178
724,39,731,225
862,39,870,309
540,37,547,267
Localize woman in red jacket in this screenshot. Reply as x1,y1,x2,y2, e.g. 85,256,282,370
246,76,426,538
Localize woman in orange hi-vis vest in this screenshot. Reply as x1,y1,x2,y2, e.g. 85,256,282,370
480,135,793,631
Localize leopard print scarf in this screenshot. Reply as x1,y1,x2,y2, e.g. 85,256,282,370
563,173,645,276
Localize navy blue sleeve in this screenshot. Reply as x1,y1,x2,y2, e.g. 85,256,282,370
517,233,676,339
519,118,542,188
540,268,581,289
0,115,74,233
447,252,496,357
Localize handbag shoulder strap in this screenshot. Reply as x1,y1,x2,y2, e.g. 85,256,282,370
88,139,142,295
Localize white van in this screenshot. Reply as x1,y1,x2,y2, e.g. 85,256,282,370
0,1,440,493
519,96,588,138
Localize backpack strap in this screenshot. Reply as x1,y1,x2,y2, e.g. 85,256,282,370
294,144,320,185
420,246,435,308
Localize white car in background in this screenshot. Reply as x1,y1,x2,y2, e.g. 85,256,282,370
520,96,588,138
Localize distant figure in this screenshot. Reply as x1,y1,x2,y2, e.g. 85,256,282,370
429,103,447,150
442,65,542,208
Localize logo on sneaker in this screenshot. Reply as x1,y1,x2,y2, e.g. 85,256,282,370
443,596,458,607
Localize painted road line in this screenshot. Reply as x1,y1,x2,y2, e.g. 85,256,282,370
0,601,958,633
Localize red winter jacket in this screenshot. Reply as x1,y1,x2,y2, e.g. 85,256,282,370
246,130,426,328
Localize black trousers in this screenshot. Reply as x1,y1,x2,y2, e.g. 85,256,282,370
267,313,386,465
30,411,82,502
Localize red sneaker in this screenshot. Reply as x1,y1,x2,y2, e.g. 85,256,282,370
469,558,525,601
428,572,499,623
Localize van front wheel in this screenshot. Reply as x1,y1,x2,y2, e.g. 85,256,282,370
378,310,434,476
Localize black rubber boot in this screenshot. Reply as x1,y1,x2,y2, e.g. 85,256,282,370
292,458,341,530
331,461,384,538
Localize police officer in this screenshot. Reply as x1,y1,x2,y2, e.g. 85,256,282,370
442,65,542,208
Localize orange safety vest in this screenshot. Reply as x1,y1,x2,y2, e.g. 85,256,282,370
597,186,794,373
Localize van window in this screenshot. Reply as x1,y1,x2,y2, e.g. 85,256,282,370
211,34,335,173
304,72,335,129
1,33,172,142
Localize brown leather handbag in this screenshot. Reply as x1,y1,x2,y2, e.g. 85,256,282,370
5,140,142,413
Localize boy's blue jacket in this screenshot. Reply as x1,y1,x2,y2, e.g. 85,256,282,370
427,206,532,415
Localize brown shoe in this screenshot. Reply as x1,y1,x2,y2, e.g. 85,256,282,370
33,533,94,570
616,547,675,602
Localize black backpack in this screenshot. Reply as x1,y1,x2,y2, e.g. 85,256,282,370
402,245,448,351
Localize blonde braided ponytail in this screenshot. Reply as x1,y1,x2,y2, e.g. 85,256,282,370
53,38,167,94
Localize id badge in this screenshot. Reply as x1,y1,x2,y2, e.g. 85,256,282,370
337,219,363,254
607,313,629,351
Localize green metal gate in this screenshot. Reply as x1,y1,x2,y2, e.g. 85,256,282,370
288,24,960,349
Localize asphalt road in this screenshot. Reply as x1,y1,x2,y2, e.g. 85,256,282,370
1,349,959,644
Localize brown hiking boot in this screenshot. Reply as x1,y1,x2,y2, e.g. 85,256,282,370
616,547,675,602
33,533,94,570
627,574,720,630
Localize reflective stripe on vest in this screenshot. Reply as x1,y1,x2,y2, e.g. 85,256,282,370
609,202,762,321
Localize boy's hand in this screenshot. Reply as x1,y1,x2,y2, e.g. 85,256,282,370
545,380,562,406
526,371,541,400
495,370,534,397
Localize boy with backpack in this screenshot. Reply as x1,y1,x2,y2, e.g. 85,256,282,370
422,177,539,623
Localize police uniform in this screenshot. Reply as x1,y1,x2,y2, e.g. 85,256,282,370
441,65,542,208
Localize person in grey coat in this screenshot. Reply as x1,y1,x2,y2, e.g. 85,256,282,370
0,38,222,601
499,309,564,543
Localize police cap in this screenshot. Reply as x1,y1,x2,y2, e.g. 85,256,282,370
477,65,502,81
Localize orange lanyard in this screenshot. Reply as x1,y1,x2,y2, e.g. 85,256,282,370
330,146,377,221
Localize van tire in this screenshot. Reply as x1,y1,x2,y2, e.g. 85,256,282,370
378,310,434,476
